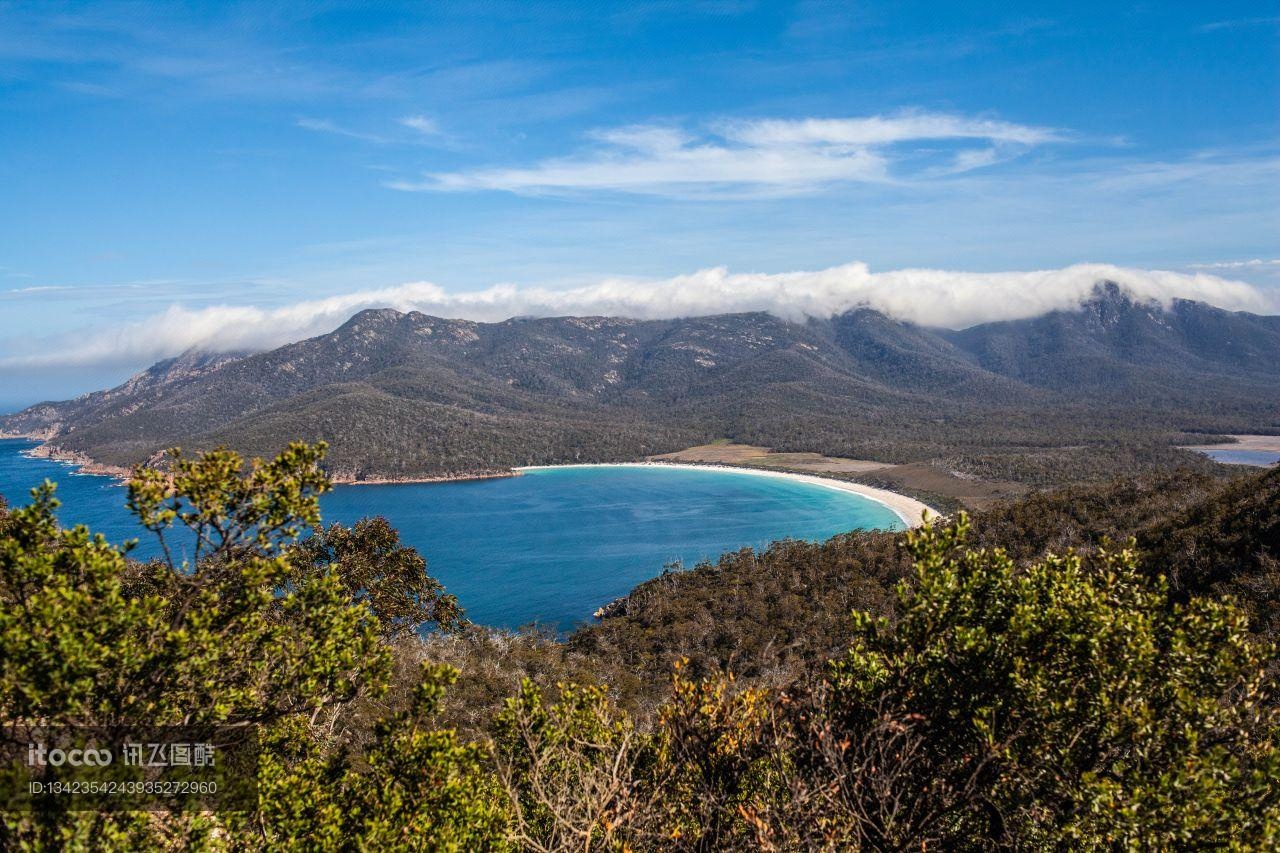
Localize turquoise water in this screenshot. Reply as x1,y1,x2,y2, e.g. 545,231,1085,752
0,439,903,630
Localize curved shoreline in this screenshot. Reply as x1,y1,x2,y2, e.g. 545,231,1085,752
516,461,937,529
3,437,936,526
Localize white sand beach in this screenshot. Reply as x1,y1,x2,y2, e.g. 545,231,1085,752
516,461,937,529
1180,434,1280,453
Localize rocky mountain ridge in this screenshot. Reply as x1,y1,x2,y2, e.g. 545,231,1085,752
5,283,1278,485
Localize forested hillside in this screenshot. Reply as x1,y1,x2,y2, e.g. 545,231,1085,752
563,466,1280,708
4,283,1278,485
2,447,1277,848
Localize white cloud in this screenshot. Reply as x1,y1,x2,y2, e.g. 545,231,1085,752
721,114,1061,147
399,114,441,136
295,117,389,144
1188,258,1280,270
1197,16,1280,32
3,263,1272,370
389,111,1063,197
5,285,76,294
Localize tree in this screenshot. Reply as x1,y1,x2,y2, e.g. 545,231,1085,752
0,444,394,847
652,662,779,850
250,664,509,851
292,516,465,639
494,679,652,851
778,517,1280,849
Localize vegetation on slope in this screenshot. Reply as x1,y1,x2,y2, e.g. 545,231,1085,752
5,285,1278,487
1,444,1277,849
567,466,1279,707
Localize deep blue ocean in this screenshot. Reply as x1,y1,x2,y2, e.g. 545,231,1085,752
0,439,902,630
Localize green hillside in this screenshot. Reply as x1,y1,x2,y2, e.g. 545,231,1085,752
4,284,1278,486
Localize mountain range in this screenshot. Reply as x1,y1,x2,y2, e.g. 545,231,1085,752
4,282,1278,486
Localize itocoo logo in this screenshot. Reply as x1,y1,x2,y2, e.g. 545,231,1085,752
27,743,113,767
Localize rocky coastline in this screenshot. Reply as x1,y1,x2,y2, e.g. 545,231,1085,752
7,435,521,487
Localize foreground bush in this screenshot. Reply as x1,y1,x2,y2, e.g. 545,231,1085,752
774,519,1280,848
494,521,1280,850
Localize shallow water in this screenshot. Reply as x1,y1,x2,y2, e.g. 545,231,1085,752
0,439,903,629
1195,448,1280,467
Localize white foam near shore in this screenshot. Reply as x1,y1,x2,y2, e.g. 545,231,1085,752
515,461,937,529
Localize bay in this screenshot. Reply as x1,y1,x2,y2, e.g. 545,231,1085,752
0,439,903,630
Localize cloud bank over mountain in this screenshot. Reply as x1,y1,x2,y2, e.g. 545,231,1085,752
3,263,1273,370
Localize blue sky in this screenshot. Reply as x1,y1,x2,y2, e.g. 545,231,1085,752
1,0,1277,408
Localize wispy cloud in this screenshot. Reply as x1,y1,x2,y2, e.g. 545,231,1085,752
4,282,153,296
388,111,1064,197
1185,259,1280,283
296,117,390,144
297,114,458,148
1187,259,1280,270
4,285,77,295
3,263,1270,370
0,5,354,102
399,114,441,136
397,113,462,149
721,114,1060,147
1197,16,1280,32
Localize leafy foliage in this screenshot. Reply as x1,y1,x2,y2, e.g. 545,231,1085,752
651,663,780,849
1,472,389,729
293,516,466,638
1,446,1278,849
127,441,332,566
574,465,1280,706
790,519,1280,848
0,444,396,846
494,680,649,851
249,664,508,851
